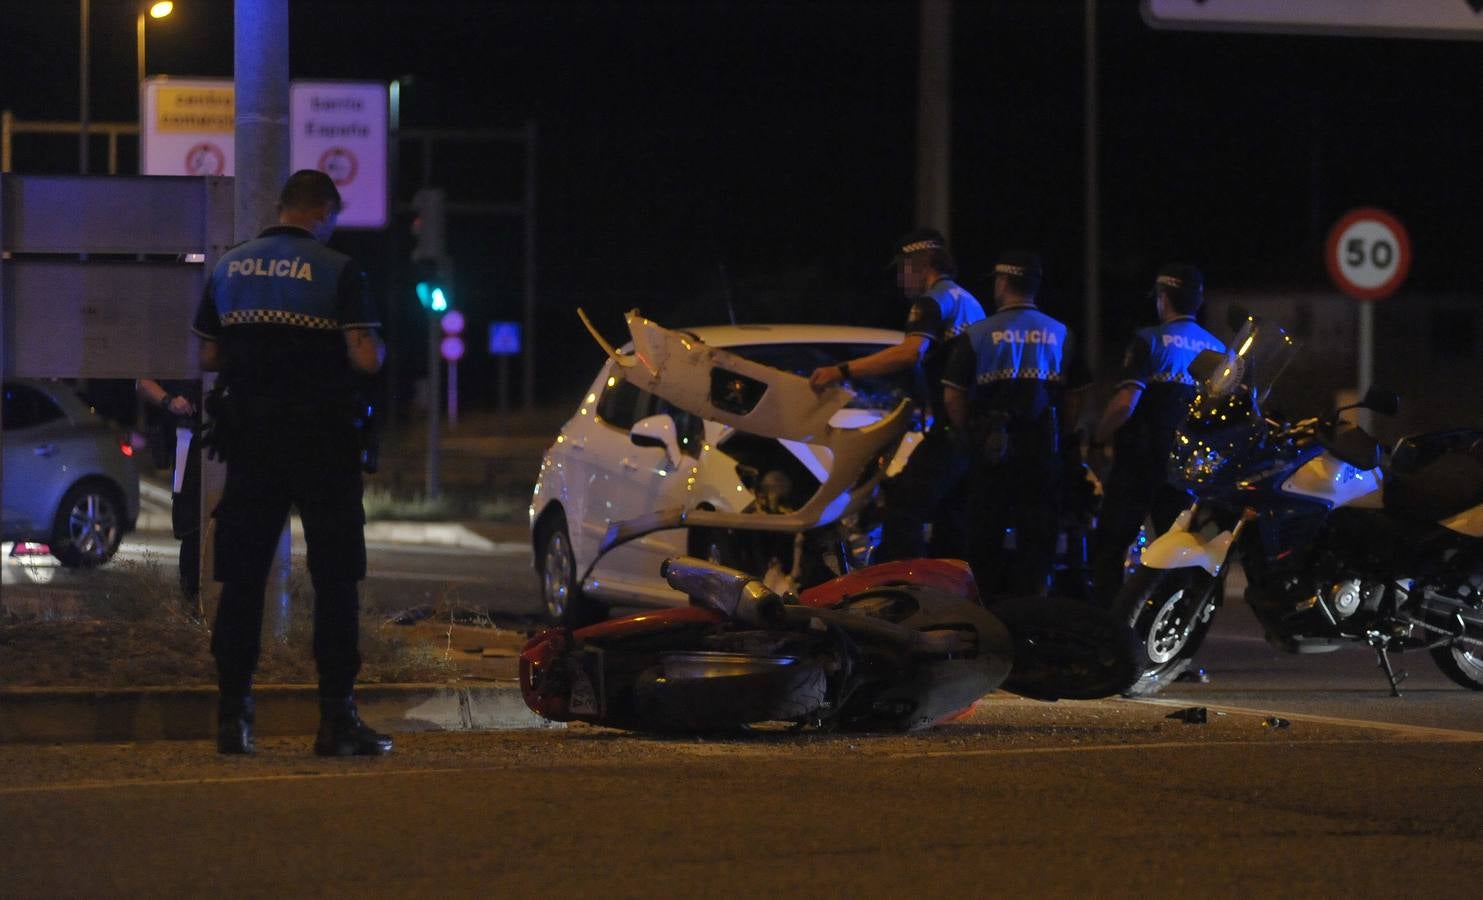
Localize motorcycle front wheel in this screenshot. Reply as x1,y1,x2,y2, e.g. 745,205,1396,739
1115,565,1220,698
1430,641,1483,690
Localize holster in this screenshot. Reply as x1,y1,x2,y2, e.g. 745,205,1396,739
201,383,244,463
973,411,1013,466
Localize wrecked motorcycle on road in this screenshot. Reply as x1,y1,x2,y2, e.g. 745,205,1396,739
520,311,1139,732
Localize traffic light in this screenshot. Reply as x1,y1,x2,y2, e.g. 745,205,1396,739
414,263,451,313
411,187,447,264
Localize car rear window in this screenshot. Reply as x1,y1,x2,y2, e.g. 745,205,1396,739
2,383,66,430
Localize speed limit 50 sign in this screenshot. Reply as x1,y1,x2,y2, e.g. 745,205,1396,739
1325,207,1412,301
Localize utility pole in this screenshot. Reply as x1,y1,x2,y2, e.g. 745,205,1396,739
915,0,952,233
1083,0,1102,374
234,0,293,635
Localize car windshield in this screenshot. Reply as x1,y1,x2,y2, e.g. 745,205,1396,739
723,342,913,411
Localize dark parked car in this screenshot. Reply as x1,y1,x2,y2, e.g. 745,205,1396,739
2,379,141,566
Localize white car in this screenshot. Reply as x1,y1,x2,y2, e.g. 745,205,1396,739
530,314,920,626
2,379,141,566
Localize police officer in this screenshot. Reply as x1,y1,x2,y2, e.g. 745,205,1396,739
808,228,985,560
1089,263,1224,600
135,377,202,613
194,170,389,756
943,251,1090,598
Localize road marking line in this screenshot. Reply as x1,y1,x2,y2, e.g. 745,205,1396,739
365,570,491,584
1128,697,1483,742
881,736,1440,761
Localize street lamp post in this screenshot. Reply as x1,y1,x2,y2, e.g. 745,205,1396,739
137,1,175,87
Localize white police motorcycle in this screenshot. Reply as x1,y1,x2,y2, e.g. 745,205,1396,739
1114,313,1483,697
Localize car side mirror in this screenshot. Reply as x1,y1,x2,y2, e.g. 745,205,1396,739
1361,386,1400,417
630,414,680,468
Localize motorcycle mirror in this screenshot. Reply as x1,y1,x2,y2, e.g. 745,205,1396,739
1361,386,1400,417
1188,348,1227,385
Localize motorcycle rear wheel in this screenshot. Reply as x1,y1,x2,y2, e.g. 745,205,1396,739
632,652,830,731
1430,642,1483,690
1116,566,1220,698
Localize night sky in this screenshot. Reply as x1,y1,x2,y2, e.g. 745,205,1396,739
3,0,1481,404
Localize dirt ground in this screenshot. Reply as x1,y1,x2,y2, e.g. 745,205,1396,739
0,607,532,688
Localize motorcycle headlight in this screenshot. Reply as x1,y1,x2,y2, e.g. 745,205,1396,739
1179,445,1227,486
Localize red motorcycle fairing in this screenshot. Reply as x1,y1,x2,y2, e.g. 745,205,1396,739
798,558,979,608
520,607,731,722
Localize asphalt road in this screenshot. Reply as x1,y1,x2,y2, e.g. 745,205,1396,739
7,516,1483,895
2,696,1480,897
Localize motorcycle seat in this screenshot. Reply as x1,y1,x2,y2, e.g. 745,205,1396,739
1385,449,1483,523
1390,428,1483,475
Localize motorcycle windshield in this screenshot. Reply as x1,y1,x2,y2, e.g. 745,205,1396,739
1170,315,1297,489
1204,315,1297,404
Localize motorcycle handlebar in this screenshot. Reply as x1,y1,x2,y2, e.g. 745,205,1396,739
661,557,785,627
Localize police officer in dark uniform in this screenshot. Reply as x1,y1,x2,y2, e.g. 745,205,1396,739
193,170,389,756
809,228,986,560
1089,263,1224,600
943,251,1091,598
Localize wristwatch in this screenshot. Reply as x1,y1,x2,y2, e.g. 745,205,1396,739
838,363,851,380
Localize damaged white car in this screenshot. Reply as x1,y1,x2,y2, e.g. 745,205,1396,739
530,310,920,625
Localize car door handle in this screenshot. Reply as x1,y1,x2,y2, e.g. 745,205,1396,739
620,457,640,472
33,444,58,458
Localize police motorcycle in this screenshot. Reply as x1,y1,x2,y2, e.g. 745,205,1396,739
516,312,1141,732
1114,313,1483,697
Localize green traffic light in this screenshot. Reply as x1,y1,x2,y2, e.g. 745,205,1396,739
416,281,450,312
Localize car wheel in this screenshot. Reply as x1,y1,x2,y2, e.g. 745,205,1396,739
51,481,125,568
537,510,605,627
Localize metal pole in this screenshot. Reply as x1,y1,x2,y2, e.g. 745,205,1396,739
447,357,458,429
522,121,537,409
1083,0,1102,376
79,0,90,174
136,12,146,88
234,0,293,636
426,315,441,498
914,0,952,234
1357,302,1375,432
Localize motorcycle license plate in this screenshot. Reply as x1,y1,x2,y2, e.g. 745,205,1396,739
567,649,605,717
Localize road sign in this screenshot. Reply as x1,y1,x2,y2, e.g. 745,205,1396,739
141,78,389,229
290,81,388,229
489,322,522,355
140,77,235,176
1325,207,1411,302
1143,0,1483,40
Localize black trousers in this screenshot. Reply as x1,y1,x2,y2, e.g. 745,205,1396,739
209,419,367,700
878,425,971,562
1089,458,1190,603
967,430,1061,600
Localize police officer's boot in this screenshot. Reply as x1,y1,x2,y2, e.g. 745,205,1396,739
314,697,393,757
217,695,256,755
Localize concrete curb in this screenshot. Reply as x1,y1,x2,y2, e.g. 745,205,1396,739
0,681,560,744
